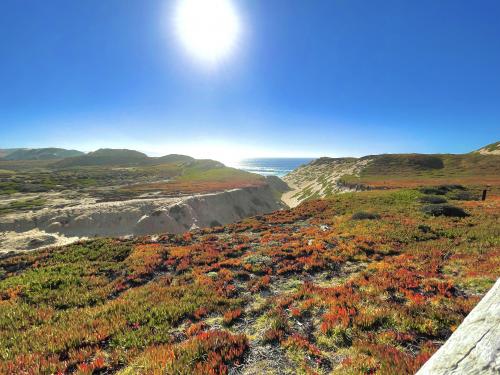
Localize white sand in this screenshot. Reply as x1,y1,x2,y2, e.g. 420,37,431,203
282,158,372,207
0,186,281,253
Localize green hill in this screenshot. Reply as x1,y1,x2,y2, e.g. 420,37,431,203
349,153,499,186
0,148,23,158
54,149,149,167
283,142,500,207
354,153,500,181
53,149,216,169
1,148,84,161
54,149,229,174
153,154,195,164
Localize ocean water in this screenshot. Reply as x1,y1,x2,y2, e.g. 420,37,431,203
229,158,314,177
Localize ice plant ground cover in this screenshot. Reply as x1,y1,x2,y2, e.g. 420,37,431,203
0,187,498,374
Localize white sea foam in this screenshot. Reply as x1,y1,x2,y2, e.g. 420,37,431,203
229,158,313,177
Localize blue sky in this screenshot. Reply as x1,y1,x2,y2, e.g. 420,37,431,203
1,0,499,160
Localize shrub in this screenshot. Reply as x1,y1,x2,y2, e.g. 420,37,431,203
421,204,469,218
317,326,352,348
419,195,447,204
417,224,432,233
244,254,272,266
186,322,208,337
448,191,476,201
163,331,248,374
420,185,465,195
283,334,322,357
437,184,465,191
223,309,242,326
351,212,381,220
419,187,446,195
262,328,284,344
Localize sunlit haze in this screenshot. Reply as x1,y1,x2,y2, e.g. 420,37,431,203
173,0,242,65
1,1,499,156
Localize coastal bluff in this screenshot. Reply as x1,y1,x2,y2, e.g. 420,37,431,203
0,185,283,252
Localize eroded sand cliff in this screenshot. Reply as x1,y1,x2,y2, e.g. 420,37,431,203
0,186,282,253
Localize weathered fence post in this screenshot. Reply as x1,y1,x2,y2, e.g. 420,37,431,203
482,185,491,201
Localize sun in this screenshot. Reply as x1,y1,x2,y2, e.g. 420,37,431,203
174,0,242,65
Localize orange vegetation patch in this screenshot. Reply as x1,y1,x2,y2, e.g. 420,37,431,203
128,178,266,195
0,187,498,374
131,330,248,375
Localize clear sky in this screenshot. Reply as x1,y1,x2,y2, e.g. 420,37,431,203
1,0,499,161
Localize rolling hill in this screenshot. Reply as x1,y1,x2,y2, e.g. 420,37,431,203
0,149,266,198
53,149,224,170
0,148,84,161
283,142,500,207
0,148,23,158
53,148,149,167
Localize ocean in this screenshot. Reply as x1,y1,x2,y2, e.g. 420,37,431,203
228,158,314,177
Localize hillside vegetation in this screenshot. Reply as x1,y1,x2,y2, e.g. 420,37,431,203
473,141,500,155
0,148,84,161
343,153,500,187
54,149,149,168
0,149,23,159
283,146,500,206
54,149,205,168
0,150,264,203
1,186,498,374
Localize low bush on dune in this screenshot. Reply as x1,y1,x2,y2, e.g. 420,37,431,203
421,204,469,217
448,191,476,201
419,195,447,204
420,187,446,195
420,184,466,196
420,184,467,195
437,184,466,191
351,211,381,220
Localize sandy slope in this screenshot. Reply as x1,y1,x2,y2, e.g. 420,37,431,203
0,186,281,253
282,158,372,207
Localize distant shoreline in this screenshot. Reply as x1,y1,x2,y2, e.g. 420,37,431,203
228,157,314,177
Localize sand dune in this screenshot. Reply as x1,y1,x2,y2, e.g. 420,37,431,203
0,186,282,253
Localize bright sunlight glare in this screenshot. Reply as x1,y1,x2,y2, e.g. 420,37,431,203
174,0,242,65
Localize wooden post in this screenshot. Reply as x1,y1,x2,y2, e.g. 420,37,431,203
482,185,490,201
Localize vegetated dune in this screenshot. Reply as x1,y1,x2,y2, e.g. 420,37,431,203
282,144,500,207
282,157,372,207
473,140,500,155
0,187,497,374
0,185,283,253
